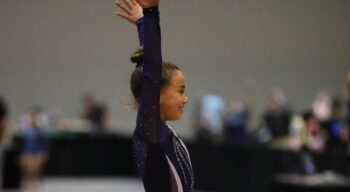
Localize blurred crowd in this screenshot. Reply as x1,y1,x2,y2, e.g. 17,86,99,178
192,71,350,157
0,93,108,188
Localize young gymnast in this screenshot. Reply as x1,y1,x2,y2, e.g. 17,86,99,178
115,0,194,191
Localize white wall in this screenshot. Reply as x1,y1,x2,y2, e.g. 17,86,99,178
1,0,349,138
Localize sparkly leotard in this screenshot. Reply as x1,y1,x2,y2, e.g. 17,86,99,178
132,6,194,192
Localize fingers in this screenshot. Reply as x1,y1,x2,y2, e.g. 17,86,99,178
115,11,130,21
129,0,137,6
114,0,143,24
115,1,131,15
122,0,133,9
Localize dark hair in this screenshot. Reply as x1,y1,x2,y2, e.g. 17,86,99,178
130,47,180,104
0,96,8,120
0,96,8,141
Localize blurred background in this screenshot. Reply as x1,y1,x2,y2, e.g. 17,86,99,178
0,0,350,191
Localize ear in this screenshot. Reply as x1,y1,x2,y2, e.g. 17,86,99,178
160,86,170,105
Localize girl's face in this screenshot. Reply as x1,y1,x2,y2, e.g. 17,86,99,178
160,70,189,121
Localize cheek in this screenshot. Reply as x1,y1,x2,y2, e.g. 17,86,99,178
164,94,180,109
162,93,182,115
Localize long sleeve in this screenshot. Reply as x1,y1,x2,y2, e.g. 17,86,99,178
135,7,162,143
136,17,144,46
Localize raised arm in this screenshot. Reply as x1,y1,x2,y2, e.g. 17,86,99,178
116,0,162,143
135,0,162,143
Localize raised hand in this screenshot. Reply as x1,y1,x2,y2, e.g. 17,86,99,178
135,0,159,8
115,0,143,24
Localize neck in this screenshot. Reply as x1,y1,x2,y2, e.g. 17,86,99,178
160,115,166,123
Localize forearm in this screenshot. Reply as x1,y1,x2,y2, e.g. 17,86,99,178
136,17,144,46
143,6,162,74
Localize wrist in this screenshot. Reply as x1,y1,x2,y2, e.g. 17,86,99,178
136,17,144,25
143,6,159,14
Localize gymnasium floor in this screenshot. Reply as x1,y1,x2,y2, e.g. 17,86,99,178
4,177,144,192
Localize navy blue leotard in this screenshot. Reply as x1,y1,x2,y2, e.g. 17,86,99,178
132,7,194,192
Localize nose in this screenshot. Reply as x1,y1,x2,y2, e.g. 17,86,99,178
184,95,189,104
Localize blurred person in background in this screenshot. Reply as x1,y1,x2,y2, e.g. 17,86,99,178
346,71,350,129
0,96,9,188
302,111,325,152
288,110,325,153
193,92,225,144
224,98,253,145
0,97,8,143
20,108,48,188
81,93,108,134
312,90,332,125
312,91,348,154
20,106,49,133
328,97,348,152
263,87,292,139
346,71,350,155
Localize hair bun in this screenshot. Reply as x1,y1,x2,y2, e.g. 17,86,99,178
130,47,143,67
